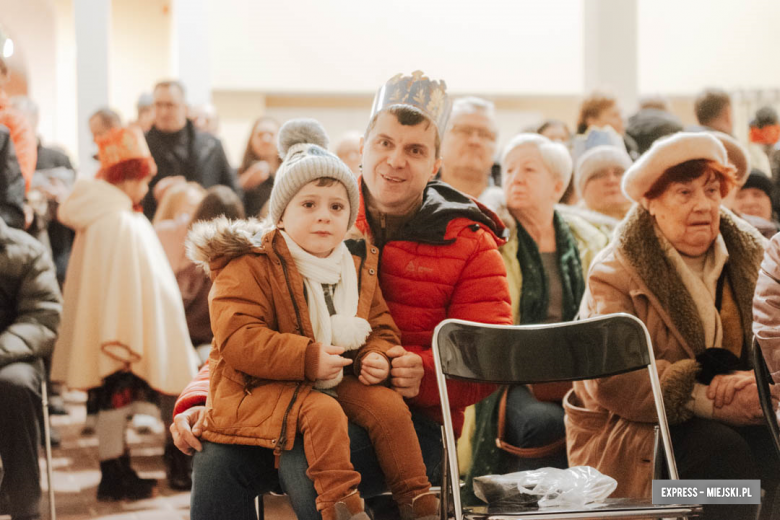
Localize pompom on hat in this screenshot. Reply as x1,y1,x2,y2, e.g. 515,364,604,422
95,125,157,185
621,132,729,204
268,119,360,228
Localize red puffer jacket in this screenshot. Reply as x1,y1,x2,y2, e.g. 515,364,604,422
175,179,513,436
352,180,512,434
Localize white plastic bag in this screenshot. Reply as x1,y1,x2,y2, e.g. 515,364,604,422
474,466,617,509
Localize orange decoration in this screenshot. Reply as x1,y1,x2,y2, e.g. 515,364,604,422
750,124,780,145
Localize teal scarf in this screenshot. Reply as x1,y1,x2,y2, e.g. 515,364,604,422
516,211,584,324
463,211,585,505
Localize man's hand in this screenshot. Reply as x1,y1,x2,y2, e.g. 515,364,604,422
387,345,424,398
170,405,206,455
153,175,186,202
239,161,272,190
359,352,390,385
316,343,353,381
712,383,764,426
707,371,756,408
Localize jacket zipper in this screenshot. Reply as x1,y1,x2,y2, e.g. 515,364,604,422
271,238,306,459
274,382,302,464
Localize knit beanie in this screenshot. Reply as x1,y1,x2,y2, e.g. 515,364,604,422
572,127,632,195
742,169,774,199
268,119,360,228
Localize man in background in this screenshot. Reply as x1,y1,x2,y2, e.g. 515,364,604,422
692,87,733,135
143,81,238,219
0,216,61,520
439,97,498,199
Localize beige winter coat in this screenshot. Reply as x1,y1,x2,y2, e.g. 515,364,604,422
564,205,766,499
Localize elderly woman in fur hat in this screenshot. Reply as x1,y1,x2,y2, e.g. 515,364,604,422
564,132,780,520
463,134,607,502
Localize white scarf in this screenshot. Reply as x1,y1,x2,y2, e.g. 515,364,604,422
280,231,372,388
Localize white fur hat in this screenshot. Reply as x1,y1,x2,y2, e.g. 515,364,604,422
621,132,728,203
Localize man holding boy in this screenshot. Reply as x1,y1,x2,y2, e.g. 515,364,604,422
172,71,512,519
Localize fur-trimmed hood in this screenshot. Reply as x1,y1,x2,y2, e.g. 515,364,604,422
614,204,767,355
186,217,274,276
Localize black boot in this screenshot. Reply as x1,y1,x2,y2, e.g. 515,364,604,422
97,457,157,501
164,442,192,491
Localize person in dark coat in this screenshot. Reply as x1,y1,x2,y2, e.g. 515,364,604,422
142,81,239,219
0,217,62,520
626,98,684,155
0,125,24,230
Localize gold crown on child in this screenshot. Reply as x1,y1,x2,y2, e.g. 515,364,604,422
370,70,452,132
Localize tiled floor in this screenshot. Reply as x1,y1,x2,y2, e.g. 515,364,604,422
12,392,297,520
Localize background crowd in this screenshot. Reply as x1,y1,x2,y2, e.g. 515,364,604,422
3,46,780,520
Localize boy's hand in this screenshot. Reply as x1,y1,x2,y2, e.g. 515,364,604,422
316,343,352,381
359,352,390,385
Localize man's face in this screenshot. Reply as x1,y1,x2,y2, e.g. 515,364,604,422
153,85,188,133
360,112,441,215
441,111,497,176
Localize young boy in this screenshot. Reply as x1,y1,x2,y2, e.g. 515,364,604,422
52,126,199,499
189,119,438,520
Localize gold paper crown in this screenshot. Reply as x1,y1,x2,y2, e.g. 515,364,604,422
370,70,452,132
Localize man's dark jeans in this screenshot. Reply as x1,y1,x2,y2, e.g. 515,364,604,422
190,410,443,520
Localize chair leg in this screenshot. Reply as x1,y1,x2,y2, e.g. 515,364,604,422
652,425,664,481
440,426,449,520
255,494,265,520
41,380,56,520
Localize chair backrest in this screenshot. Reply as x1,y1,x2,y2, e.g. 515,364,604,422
435,313,652,384
752,338,780,458
432,313,679,520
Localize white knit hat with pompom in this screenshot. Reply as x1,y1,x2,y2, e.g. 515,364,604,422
268,118,360,228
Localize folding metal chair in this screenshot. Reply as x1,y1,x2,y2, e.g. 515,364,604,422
432,313,701,519
753,338,780,458
41,380,56,520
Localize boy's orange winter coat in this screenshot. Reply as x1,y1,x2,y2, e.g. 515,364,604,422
187,219,400,455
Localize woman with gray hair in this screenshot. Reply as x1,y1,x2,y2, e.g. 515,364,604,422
462,134,607,503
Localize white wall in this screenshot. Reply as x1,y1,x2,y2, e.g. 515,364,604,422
637,0,780,95
0,0,60,148
110,0,172,124
206,0,584,95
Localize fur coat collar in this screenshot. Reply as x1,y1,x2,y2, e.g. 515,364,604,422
614,205,766,355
